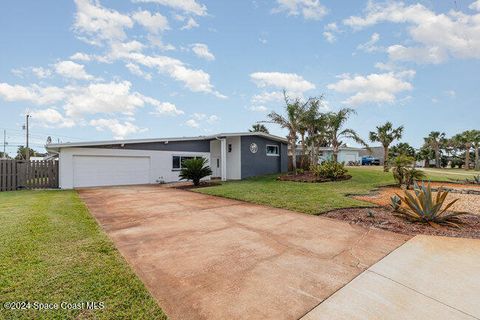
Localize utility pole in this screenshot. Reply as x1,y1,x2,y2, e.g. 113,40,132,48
25,113,30,161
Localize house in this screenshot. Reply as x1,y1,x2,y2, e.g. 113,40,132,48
295,146,362,164
46,132,288,189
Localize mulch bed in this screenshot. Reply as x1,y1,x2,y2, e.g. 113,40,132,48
171,181,222,190
324,207,480,239
278,171,352,183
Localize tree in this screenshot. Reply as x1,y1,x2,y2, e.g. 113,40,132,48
303,98,328,166
452,131,477,170
15,146,39,160
249,124,269,134
416,146,435,168
326,108,369,163
266,92,306,172
179,158,212,186
389,142,416,158
369,122,404,172
472,130,480,171
424,131,446,168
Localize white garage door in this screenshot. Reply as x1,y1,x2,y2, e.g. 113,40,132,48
343,153,357,163
73,155,150,188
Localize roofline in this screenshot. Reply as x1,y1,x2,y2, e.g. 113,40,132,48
46,132,287,151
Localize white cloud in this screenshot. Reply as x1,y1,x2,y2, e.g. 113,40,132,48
185,119,200,128
143,96,184,115
250,72,315,95
357,32,381,53
132,0,207,16
0,80,183,121
90,118,144,139
470,0,480,11
0,83,66,105
445,89,456,98
70,52,92,61
191,43,215,61
30,108,75,128
132,10,169,34
181,17,199,30
32,67,52,79
327,71,415,106
123,52,225,97
249,105,268,113
323,31,336,43
273,0,327,20
54,60,95,80
344,2,480,63
73,0,133,45
323,22,340,42
251,91,284,104
125,63,152,80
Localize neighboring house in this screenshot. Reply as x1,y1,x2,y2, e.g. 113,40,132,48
359,146,385,165
294,146,362,164
46,132,288,189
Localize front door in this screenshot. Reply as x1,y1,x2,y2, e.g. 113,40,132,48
211,157,221,178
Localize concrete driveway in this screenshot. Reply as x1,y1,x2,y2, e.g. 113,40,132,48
79,185,409,320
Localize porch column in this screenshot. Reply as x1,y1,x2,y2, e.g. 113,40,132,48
220,138,227,181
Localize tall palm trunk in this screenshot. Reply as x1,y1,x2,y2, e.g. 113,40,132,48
383,145,389,172
434,144,440,168
290,138,297,172
300,133,306,169
465,143,471,170
475,143,480,171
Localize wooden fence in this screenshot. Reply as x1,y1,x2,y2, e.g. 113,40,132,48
0,160,59,191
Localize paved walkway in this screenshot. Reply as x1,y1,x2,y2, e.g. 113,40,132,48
78,185,408,320
302,235,480,320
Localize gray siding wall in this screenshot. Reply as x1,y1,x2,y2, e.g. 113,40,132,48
240,136,288,179
83,140,210,152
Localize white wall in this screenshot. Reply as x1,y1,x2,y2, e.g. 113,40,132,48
59,147,210,189
319,150,360,163
209,137,241,180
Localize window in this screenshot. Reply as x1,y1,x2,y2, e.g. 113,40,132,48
172,156,202,170
266,145,279,156
228,144,232,152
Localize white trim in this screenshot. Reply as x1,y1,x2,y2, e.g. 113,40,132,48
46,132,287,151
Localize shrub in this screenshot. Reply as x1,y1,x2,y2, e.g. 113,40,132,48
395,182,466,227
311,160,347,180
404,168,426,190
295,168,305,175
179,158,212,186
390,154,415,186
390,195,401,212
465,175,480,185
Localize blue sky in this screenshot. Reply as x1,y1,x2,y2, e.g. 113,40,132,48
1,0,479,155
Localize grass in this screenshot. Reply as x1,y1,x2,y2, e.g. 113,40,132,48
196,166,479,215
0,190,167,320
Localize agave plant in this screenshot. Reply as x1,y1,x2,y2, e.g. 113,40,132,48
395,182,466,227
390,195,402,212
465,175,480,185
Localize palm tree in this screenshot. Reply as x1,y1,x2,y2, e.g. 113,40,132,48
472,130,480,171
266,93,306,172
303,99,328,165
455,130,478,170
249,124,269,134
326,108,369,162
424,131,445,168
369,122,404,172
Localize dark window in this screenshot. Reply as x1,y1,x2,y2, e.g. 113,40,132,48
172,156,202,170
228,144,232,152
266,145,279,156
216,158,220,168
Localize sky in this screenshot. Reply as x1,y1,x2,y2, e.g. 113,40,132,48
1,0,479,155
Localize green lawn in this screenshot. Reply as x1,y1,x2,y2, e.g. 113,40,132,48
197,166,479,215
0,190,167,320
